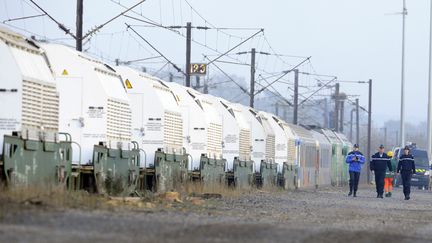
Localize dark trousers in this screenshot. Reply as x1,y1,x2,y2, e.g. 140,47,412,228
349,171,360,192
401,171,412,197
374,170,386,195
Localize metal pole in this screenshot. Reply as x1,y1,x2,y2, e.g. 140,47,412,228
384,127,387,146
275,102,279,116
340,99,345,133
400,0,407,147
350,109,355,141
250,48,256,108
76,0,83,51
324,98,329,128
169,73,173,82
356,98,360,146
203,77,208,94
427,0,432,158
293,69,299,125
334,83,340,131
185,22,192,87
195,76,200,89
367,79,372,183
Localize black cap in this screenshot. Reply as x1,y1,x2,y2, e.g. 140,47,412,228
379,144,385,149
353,144,359,148
404,146,410,151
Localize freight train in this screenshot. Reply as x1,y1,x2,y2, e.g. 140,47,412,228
0,27,352,195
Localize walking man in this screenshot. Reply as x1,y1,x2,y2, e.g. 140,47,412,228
370,145,392,198
345,144,365,197
384,151,396,197
397,146,416,200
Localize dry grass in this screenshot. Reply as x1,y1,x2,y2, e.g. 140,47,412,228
0,184,107,211
0,178,285,215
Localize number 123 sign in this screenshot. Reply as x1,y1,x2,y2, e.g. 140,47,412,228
189,63,207,75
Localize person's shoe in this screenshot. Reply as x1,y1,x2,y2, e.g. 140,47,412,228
379,194,384,199
388,192,392,197
385,193,390,197
348,191,352,196
377,194,380,198
353,192,357,197
404,196,409,200
406,196,410,200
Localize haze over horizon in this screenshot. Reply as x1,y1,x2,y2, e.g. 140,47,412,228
1,0,431,127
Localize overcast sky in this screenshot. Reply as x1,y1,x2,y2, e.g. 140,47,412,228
1,0,431,126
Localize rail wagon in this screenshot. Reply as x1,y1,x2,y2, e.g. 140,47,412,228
0,27,71,187
321,129,344,186
207,97,253,188
114,66,186,192
309,128,332,187
42,44,139,195
271,116,298,189
260,113,288,173
334,132,352,186
235,104,276,187
287,124,318,188
166,83,226,189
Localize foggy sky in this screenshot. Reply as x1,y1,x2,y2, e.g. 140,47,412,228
1,0,430,126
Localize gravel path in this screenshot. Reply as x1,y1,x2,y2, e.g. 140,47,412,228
0,186,431,243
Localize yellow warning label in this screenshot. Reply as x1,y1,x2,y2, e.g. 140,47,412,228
125,79,133,89
62,69,68,75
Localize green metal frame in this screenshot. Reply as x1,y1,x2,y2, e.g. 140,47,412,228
279,162,297,190
330,144,339,186
199,155,226,191
340,146,349,186
92,143,141,196
232,158,253,190
1,134,72,187
142,150,188,193
259,161,277,188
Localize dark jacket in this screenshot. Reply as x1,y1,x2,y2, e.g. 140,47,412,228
397,154,416,174
345,151,365,172
370,152,392,172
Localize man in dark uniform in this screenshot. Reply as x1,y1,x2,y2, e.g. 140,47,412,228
345,144,365,197
370,145,392,198
397,146,416,200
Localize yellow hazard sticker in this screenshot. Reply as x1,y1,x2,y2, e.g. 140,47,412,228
125,79,133,89
62,69,68,75
416,169,426,173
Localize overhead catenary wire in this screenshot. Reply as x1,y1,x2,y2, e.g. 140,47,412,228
206,29,264,65
2,13,46,23
255,56,311,96
126,23,185,75
27,0,76,38
83,0,147,40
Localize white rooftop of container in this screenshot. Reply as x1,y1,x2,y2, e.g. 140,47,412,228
310,129,332,148
186,88,223,160
165,82,209,170
334,132,353,147
205,96,251,170
234,104,274,173
321,129,343,145
0,27,58,148
114,66,183,168
287,124,316,145
270,116,298,166
260,112,288,171
42,43,132,164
